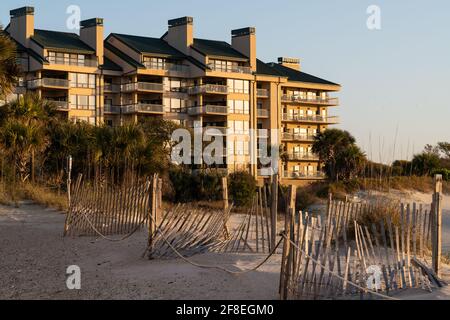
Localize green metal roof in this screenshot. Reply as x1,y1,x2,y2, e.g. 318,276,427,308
104,42,144,69
101,57,123,71
267,63,340,86
4,29,48,64
32,29,95,54
110,33,184,58
256,59,283,77
192,38,248,61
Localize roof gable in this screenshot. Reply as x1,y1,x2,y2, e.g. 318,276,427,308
268,63,339,86
110,33,184,58
192,38,248,61
32,29,95,54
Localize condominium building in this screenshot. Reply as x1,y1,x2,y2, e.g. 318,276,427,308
5,6,341,185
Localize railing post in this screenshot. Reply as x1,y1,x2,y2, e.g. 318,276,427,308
432,174,443,277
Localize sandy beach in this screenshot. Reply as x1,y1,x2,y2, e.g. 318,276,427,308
0,190,449,300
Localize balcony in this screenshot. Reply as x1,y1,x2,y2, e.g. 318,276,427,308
256,89,269,98
188,105,228,116
287,153,319,161
104,84,121,93
187,84,229,95
283,171,326,180
28,78,70,89
121,82,164,93
257,109,269,118
281,95,339,106
143,61,188,73
45,100,69,111
207,64,252,75
47,56,98,68
282,114,339,124
104,105,121,114
122,103,164,114
204,126,228,136
282,132,316,142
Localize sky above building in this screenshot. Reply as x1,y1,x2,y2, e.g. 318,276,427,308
1,0,449,163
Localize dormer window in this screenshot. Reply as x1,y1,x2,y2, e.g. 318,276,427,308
143,56,166,70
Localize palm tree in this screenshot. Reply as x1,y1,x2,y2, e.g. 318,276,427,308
312,129,358,181
0,119,48,182
0,27,20,98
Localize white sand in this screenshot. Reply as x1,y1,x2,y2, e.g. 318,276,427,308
0,203,281,300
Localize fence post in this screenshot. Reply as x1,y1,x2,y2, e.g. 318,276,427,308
432,174,443,277
67,155,73,208
271,174,279,250
221,177,230,239
148,174,158,259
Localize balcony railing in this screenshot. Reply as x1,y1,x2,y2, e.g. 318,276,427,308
256,89,269,98
188,105,228,116
47,56,98,67
187,84,229,95
122,103,164,114
258,168,275,177
207,64,252,74
281,95,339,106
143,61,188,73
283,171,326,180
287,153,319,161
204,126,228,136
257,109,269,117
104,105,121,114
282,132,316,141
104,84,121,93
282,114,339,124
121,82,164,93
45,100,69,111
28,78,70,89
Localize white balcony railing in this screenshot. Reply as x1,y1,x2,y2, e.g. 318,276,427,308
45,100,69,110
282,132,316,141
204,126,228,136
122,103,164,114
104,84,121,93
187,105,228,116
121,82,164,93
28,78,70,89
104,105,121,114
287,153,319,161
207,64,252,75
281,95,339,106
256,89,269,98
283,171,326,180
142,61,188,73
282,114,339,124
257,109,269,117
187,84,229,95
47,56,98,67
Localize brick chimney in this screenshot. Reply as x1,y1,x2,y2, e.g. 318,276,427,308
231,27,256,72
278,57,301,71
166,17,194,55
80,18,104,65
9,6,35,48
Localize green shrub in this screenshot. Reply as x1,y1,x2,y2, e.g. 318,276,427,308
431,168,450,181
296,188,316,211
228,171,256,207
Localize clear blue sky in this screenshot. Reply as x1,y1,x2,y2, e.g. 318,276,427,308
2,0,449,163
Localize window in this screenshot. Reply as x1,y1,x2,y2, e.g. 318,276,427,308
70,95,96,110
143,56,166,70
228,100,250,114
70,73,96,88
229,120,249,135
227,79,250,94
48,51,87,66
169,79,182,92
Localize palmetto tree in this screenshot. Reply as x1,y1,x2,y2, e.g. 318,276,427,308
0,27,20,98
0,119,48,182
313,129,366,181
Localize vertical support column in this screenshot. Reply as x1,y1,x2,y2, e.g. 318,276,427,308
432,174,443,277
270,174,279,249
148,174,158,259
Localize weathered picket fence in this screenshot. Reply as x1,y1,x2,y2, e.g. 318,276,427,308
279,175,446,300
